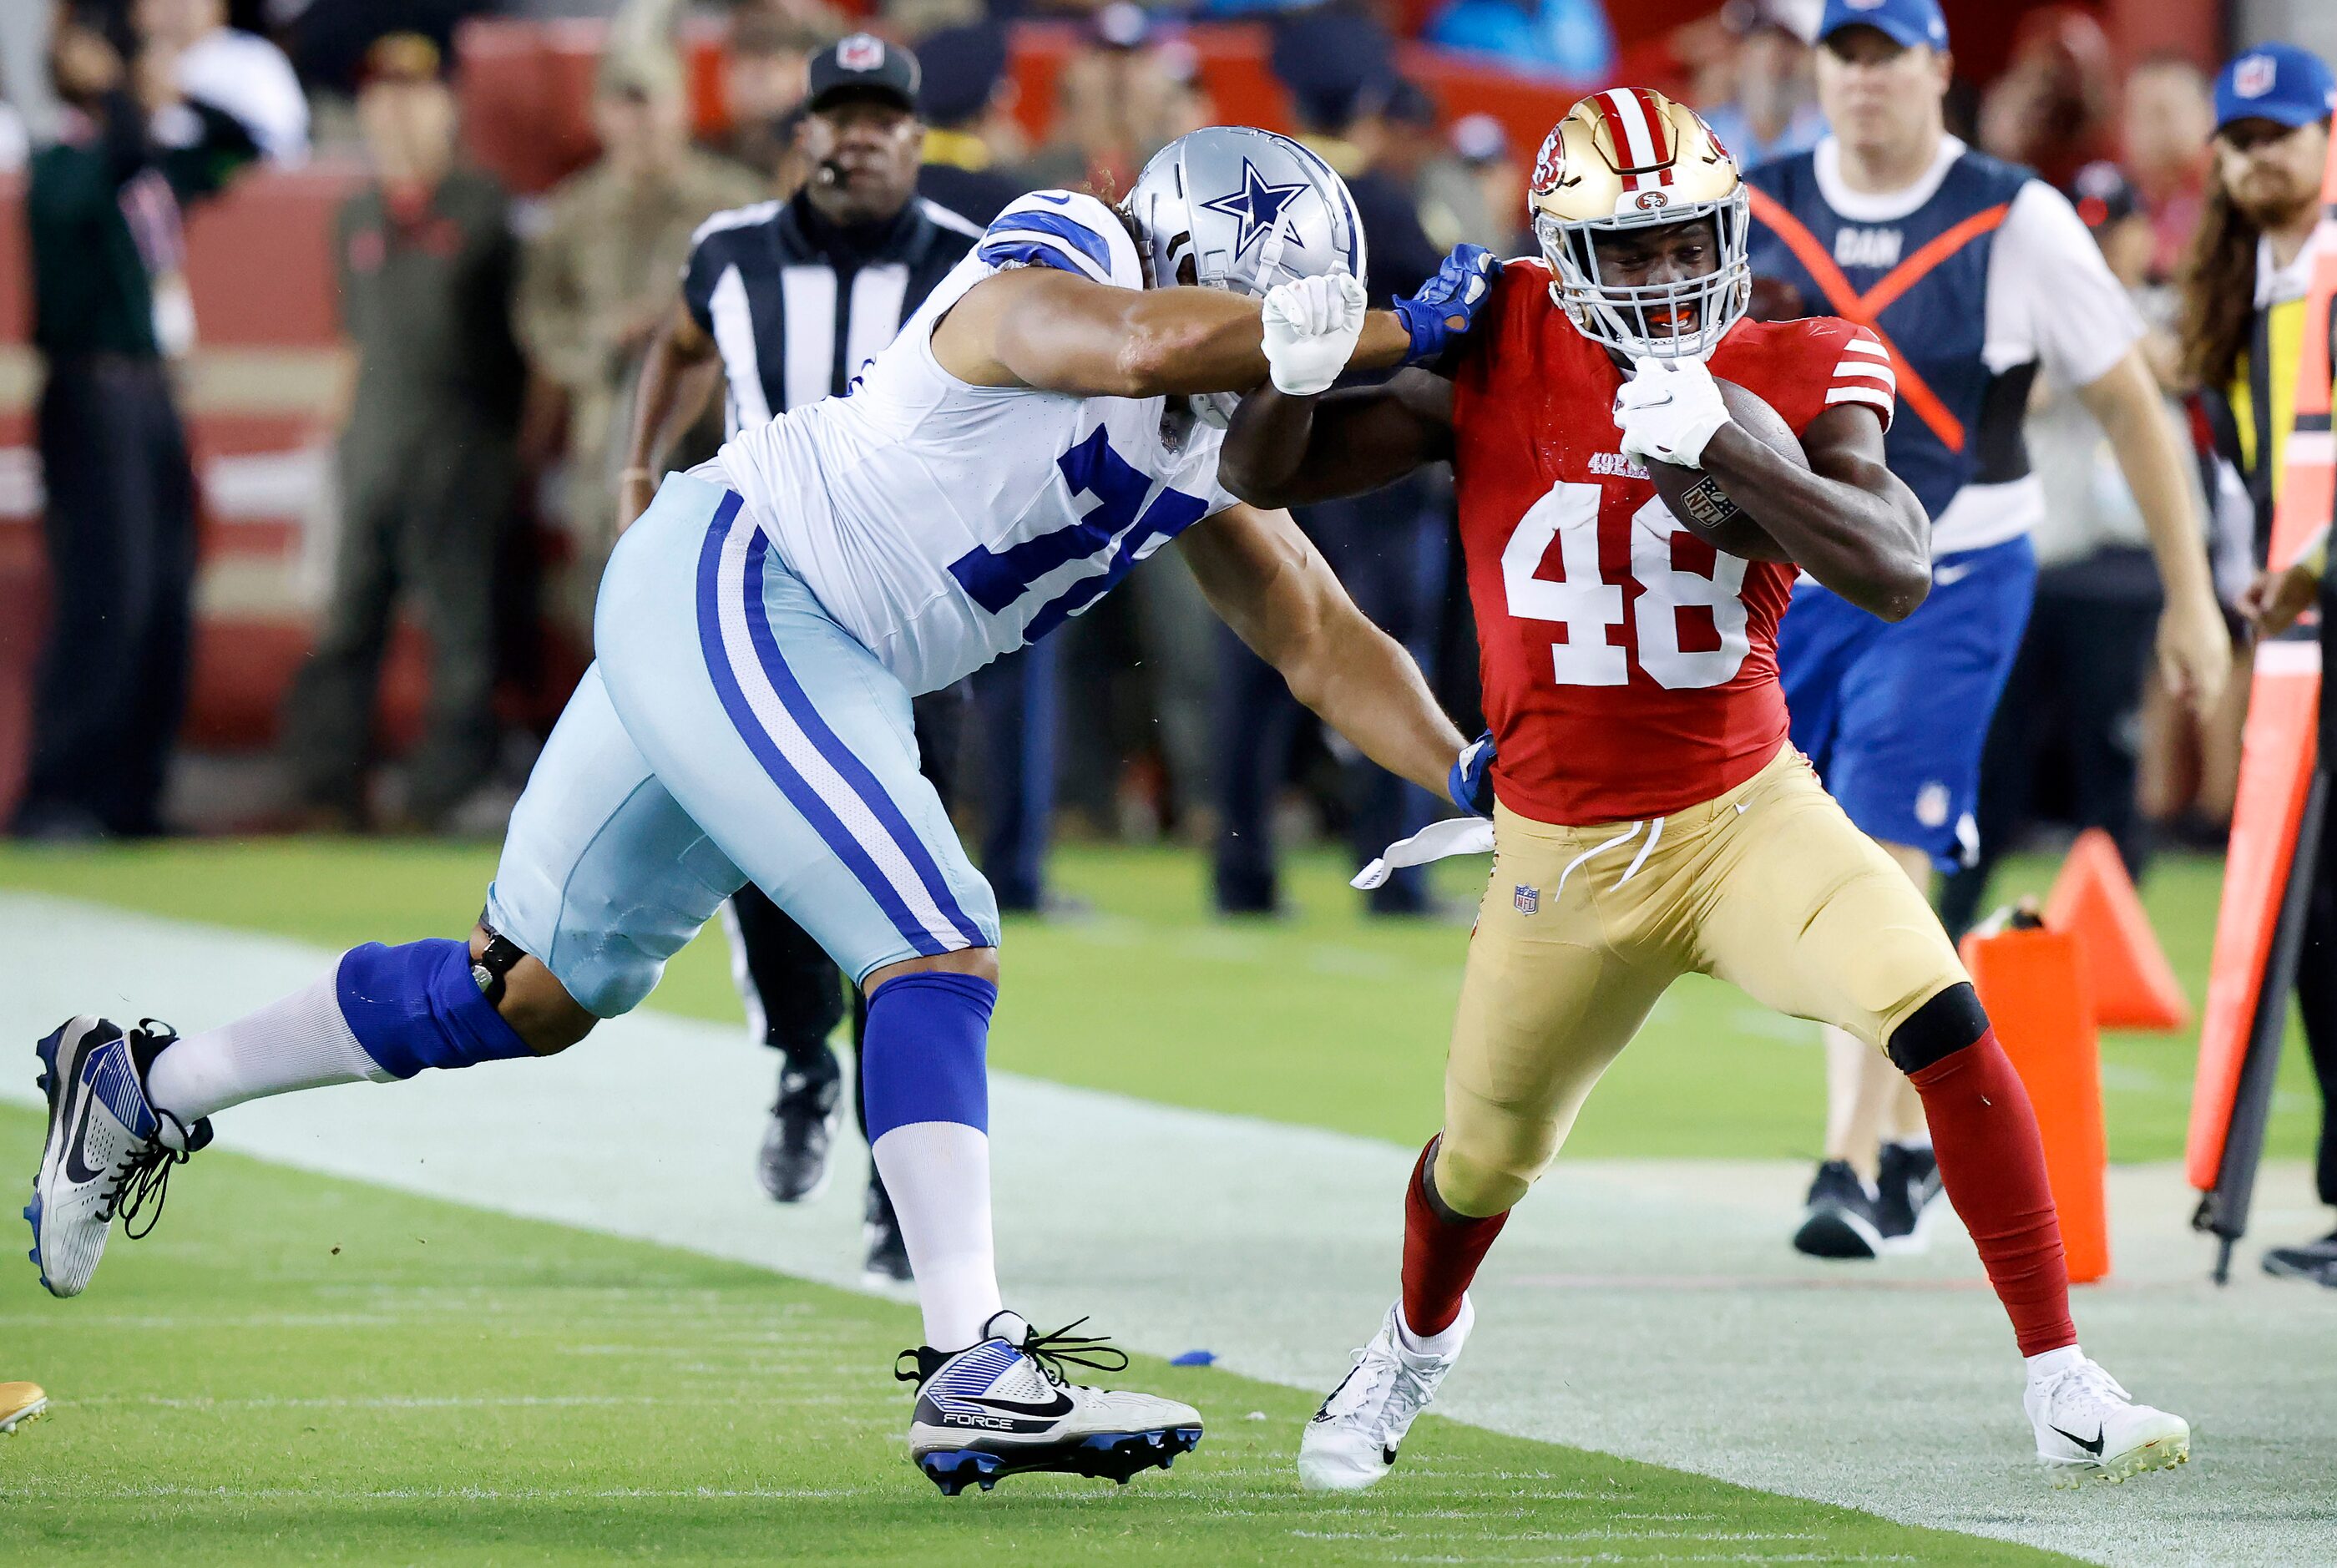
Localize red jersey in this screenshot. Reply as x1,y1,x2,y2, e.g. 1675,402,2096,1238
1449,260,1894,824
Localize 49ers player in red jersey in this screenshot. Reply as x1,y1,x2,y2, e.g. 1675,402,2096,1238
1222,89,2192,1490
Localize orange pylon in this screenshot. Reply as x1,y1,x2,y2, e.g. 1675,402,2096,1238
1960,925,2112,1284
2044,828,2190,1032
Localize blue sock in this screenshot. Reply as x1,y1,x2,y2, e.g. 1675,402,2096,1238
336,939,534,1080
862,972,995,1137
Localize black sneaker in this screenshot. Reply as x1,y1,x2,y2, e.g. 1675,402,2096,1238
1793,1159,1884,1260
863,1177,913,1286
2262,1227,2337,1281
1873,1140,1944,1254
756,1047,840,1203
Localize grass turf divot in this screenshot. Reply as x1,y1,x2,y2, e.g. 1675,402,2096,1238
1,1105,2079,1565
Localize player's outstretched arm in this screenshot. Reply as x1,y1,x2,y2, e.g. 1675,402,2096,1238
1220,261,1490,505
1220,372,1455,508
1181,503,1466,797
933,268,1414,399
1697,403,1931,621
2076,346,2233,709
618,301,722,530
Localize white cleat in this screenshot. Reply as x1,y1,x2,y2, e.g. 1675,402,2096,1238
1298,1296,1471,1493
902,1312,1202,1495
27,1017,210,1298
2025,1356,2191,1485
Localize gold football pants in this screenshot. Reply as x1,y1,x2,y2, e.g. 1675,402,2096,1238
1437,746,1968,1216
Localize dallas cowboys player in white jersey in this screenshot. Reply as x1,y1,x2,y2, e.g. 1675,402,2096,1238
25,127,1501,1495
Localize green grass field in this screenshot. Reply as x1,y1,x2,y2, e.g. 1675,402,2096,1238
0,839,2299,1563
0,837,2308,1163
0,1104,2082,1565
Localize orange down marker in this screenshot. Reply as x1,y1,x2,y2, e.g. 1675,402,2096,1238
2044,829,2191,1032
1959,924,2112,1284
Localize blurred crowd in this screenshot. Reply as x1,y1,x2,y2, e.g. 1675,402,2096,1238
0,0,2317,926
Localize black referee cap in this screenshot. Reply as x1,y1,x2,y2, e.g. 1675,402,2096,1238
807,33,922,116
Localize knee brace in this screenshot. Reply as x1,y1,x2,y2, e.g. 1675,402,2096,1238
336,938,535,1080
1884,982,1990,1075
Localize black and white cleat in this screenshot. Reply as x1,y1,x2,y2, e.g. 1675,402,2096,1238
1793,1158,1884,1261
27,1017,210,1299
900,1312,1201,1495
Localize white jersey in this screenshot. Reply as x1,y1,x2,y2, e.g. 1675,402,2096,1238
708,190,1238,695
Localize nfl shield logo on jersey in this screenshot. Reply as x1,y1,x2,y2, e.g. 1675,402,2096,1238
1514,884,1540,916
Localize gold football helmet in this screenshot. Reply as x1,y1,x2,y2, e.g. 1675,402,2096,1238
1527,89,1752,360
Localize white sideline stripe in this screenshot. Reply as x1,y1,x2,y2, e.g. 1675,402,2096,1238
712,511,968,952
0,892,2327,1568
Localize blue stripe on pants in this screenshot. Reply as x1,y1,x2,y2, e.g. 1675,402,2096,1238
692,495,945,957
734,531,989,950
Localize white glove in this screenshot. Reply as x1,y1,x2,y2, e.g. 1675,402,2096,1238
1614,355,1731,468
1261,270,1368,396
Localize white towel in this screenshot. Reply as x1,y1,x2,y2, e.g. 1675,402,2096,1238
1350,817,1496,890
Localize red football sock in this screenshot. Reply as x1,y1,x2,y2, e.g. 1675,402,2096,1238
1908,1029,2076,1357
1400,1138,1509,1337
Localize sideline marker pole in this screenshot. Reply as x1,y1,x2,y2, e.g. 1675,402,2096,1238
2198,772,2329,1282
2184,129,2337,1262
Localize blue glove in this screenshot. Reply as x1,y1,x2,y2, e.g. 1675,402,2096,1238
1392,246,1502,367
1449,731,1496,819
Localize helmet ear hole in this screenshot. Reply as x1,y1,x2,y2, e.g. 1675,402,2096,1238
1176,254,1198,288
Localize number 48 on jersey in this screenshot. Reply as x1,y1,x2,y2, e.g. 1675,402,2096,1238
1501,483,1757,691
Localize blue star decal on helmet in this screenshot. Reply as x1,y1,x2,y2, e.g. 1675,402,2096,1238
1199,159,1313,256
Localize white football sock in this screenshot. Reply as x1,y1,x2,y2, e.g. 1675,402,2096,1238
145,969,392,1123
2025,1344,2085,1386
871,1120,1004,1352
1396,1301,1469,1359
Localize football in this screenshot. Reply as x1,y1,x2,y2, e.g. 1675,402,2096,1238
1644,379,1807,563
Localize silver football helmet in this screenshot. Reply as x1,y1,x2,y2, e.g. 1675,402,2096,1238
1125,127,1368,427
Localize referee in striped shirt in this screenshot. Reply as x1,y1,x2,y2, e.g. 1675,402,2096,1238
619,35,981,1284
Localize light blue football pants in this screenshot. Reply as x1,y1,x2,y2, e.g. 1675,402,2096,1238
484,473,999,1015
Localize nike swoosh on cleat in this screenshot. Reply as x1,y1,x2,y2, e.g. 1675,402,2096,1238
959,1391,1075,1419
1312,1366,1361,1422
2051,1424,2106,1457
60,1081,105,1186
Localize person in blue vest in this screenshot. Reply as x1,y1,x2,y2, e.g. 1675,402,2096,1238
1745,0,2231,1260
